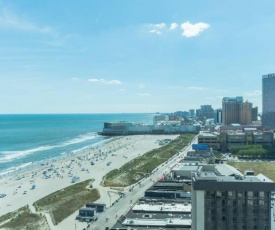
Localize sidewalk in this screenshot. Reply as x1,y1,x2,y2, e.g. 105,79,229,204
88,137,196,229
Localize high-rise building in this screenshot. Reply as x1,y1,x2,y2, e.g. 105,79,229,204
222,97,252,125
200,105,214,119
240,101,252,125
214,108,222,124
192,165,275,230
196,109,201,118
189,109,195,117
251,106,258,122
262,73,275,130
222,97,243,125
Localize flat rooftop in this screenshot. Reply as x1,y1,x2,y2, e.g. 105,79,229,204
192,164,275,191
199,132,219,137
122,217,191,227
140,197,191,203
227,132,245,136
172,164,199,172
132,202,191,213
112,207,192,230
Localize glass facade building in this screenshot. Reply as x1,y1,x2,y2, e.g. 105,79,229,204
262,73,275,130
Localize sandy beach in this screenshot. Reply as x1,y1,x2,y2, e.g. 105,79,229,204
0,134,179,229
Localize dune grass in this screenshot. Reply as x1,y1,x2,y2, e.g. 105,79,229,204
102,134,196,187
33,179,100,225
0,205,49,230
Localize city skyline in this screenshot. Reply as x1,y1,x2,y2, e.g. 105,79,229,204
1,1,275,113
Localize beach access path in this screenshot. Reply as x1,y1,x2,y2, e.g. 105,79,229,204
0,134,179,229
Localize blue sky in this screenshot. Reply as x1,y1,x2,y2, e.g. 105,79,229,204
0,0,274,113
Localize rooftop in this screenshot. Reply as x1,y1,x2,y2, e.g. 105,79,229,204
122,217,192,227
194,164,274,183
215,164,243,177
132,202,191,213
198,132,219,137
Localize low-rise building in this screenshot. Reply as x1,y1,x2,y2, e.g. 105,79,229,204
198,132,221,150
76,207,97,222
226,132,246,149
85,203,106,212
252,132,274,146
111,181,192,230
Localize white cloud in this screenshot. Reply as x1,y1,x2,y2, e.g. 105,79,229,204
148,23,166,35
243,90,262,97
153,23,166,29
181,21,210,37
138,93,151,96
147,21,209,38
149,29,161,35
169,23,178,30
72,77,79,80
187,86,204,90
0,7,53,33
88,78,122,85
106,80,122,85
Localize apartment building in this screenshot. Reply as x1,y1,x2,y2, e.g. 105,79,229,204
192,165,275,230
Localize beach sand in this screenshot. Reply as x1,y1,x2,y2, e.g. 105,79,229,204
0,134,179,229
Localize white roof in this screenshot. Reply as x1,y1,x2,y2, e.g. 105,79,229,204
256,173,273,182
123,218,192,227
215,164,243,176
132,203,191,213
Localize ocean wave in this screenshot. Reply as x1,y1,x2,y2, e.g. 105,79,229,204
0,162,34,177
58,132,98,147
0,132,98,163
0,146,54,163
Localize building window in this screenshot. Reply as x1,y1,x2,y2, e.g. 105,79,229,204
217,191,222,198
259,200,265,205
238,192,243,198
248,200,254,206
259,191,265,199
248,191,253,198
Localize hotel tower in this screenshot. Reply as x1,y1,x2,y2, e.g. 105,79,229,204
262,73,275,130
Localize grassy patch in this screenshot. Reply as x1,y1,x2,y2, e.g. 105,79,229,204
227,161,275,181
33,179,100,225
230,145,275,158
0,205,49,230
214,151,224,159
102,134,196,187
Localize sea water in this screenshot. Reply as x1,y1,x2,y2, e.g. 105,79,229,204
0,113,155,174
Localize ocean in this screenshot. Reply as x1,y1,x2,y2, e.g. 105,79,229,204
0,113,155,174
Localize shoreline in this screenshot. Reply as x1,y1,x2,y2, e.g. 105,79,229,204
0,136,116,179
0,134,179,223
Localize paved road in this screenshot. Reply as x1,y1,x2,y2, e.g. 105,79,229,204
88,137,197,230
